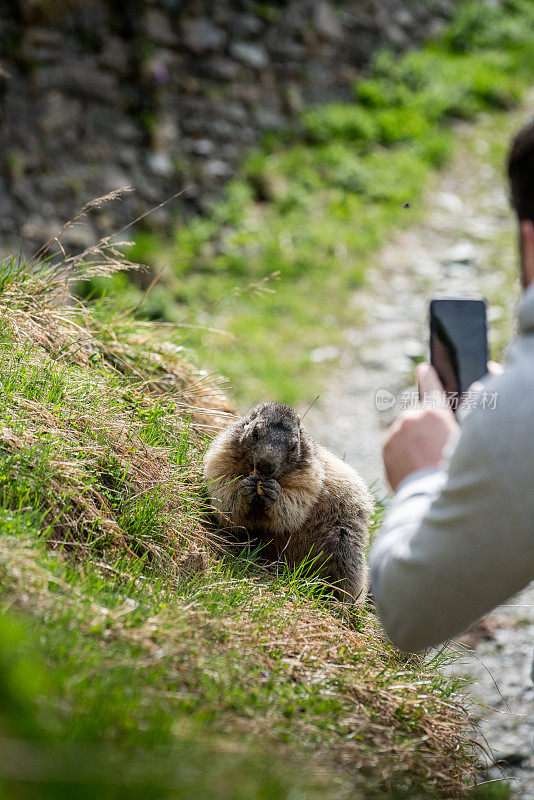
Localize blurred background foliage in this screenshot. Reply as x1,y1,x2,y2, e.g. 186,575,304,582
76,0,534,406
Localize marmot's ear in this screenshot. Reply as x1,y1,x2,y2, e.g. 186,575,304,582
239,418,253,443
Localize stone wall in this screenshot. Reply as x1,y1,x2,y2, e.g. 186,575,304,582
0,0,459,256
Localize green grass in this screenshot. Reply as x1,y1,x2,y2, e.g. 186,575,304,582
74,0,534,407
0,256,476,798
0,530,337,800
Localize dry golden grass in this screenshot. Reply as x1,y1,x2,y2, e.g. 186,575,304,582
0,230,235,578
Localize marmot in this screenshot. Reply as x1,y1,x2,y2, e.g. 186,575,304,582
203,402,374,602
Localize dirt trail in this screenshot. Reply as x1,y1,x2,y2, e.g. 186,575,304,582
307,119,517,492
306,106,534,797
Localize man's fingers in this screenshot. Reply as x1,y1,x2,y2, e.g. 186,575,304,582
382,406,459,491
417,363,445,405
487,360,504,376
469,361,504,393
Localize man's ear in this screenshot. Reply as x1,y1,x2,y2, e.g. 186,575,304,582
519,220,534,288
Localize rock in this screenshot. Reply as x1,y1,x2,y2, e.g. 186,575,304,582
0,216,16,235
470,217,496,238
103,166,132,193
233,14,263,36
115,121,143,144
223,103,248,124
11,179,42,212
182,117,210,136
21,215,62,241
442,241,478,266
384,23,410,49
21,26,62,48
191,139,215,157
205,57,241,81
285,84,304,114
435,191,464,214
60,222,98,250
203,159,233,180
21,26,63,62
117,147,137,168
63,1,109,37
38,91,79,135
159,0,183,9
146,151,174,178
488,305,504,323
100,36,130,74
393,8,415,27
309,345,340,363
143,207,171,231
264,34,306,60
146,58,169,86
132,172,161,203
34,62,119,103
403,339,425,362
314,2,343,42
152,115,181,151
220,142,240,161
229,83,261,105
255,109,285,131
211,119,238,140
360,351,387,370
180,76,201,94
229,42,269,70
284,4,309,31
144,9,179,47
410,255,440,279
182,18,226,54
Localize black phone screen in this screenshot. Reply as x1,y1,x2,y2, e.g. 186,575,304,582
430,298,488,397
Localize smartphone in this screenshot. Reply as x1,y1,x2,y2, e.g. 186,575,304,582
429,297,488,399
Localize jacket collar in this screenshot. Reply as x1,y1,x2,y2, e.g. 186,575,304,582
518,283,534,333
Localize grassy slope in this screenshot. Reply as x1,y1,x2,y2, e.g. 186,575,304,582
85,0,534,407
0,261,474,799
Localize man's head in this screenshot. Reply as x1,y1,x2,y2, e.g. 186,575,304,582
507,118,534,288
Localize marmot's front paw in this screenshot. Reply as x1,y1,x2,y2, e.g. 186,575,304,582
239,475,259,504
258,477,280,509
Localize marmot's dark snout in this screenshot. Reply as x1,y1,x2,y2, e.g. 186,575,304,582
255,458,276,478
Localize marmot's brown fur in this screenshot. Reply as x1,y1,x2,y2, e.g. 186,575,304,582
203,402,374,602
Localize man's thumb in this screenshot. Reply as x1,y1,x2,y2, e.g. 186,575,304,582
417,363,445,404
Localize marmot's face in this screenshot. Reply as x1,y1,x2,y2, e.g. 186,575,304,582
238,402,305,479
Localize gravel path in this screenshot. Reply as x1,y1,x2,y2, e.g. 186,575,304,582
306,109,534,796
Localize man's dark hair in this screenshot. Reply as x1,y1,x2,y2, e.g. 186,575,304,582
507,118,534,221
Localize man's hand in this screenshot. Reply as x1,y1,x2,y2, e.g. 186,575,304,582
383,364,459,492
470,360,504,391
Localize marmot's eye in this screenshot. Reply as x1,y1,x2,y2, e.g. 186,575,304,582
289,442,298,452
252,428,259,440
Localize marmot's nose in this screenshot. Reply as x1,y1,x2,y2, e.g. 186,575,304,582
255,459,275,478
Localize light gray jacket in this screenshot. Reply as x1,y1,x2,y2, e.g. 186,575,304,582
370,284,534,653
